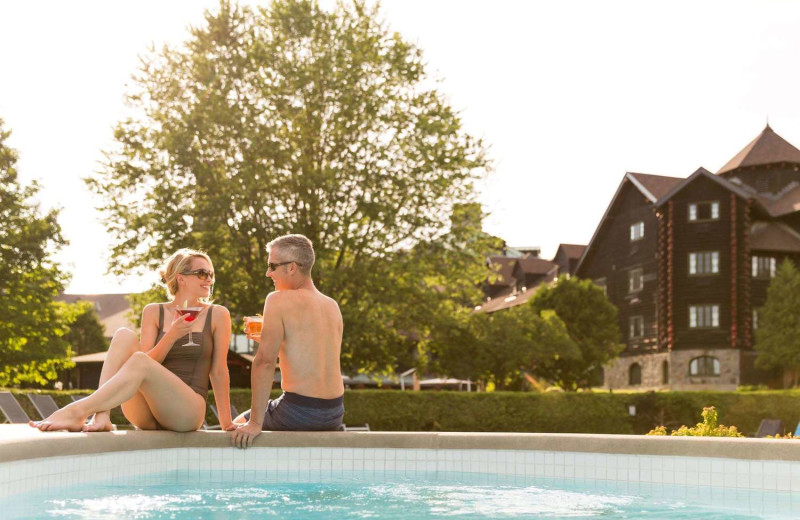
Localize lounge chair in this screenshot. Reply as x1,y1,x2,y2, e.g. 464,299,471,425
0,392,31,423
206,404,240,430
26,394,60,419
755,419,783,438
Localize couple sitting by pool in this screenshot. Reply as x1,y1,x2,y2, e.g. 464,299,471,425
30,234,346,449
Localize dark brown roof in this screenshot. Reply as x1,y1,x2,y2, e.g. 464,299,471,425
749,221,800,252
556,244,587,260
718,125,800,174
756,183,800,217
627,172,683,201
477,284,543,313
517,257,557,275
487,256,517,285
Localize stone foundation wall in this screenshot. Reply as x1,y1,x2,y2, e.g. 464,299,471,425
668,348,740,391
603,352,670,391
603,349,740,391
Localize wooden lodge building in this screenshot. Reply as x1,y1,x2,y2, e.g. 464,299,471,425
577,125,800,390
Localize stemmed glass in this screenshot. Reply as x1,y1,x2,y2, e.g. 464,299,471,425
175,307,202,346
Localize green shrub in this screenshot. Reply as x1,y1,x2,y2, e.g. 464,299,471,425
6,388,800,435
646,407,743,437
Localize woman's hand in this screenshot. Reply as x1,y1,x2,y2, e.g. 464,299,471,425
168,312,195,340
245,331,261,343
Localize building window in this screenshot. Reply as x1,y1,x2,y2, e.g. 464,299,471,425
662,361,669,384
752,256,776,278
752,308,759,330
689,304,719,328
630,221,645,241
629,363,642,386
688,201,720,222
689,356,720,377
628,268,643,293
689,251,719,275
629,316,644,339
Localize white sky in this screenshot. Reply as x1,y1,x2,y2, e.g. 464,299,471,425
2,0,800,294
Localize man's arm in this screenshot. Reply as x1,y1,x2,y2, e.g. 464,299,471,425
230,292,284,449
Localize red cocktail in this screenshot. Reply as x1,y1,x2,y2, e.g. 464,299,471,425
176,307,202,346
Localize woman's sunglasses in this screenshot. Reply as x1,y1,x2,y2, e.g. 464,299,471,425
182,269,215,281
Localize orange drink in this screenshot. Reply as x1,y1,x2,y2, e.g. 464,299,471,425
244,316,262,335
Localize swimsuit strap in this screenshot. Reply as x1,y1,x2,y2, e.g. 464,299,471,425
203,305,214,334
157,304,164,335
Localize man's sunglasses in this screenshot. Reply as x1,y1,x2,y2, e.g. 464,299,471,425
267,261,299,272
181,269,215,281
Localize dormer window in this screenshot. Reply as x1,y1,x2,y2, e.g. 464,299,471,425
630,221,644,241
688,201,719,222
752,256,776,278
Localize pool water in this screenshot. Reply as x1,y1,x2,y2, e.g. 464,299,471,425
4,470,800,519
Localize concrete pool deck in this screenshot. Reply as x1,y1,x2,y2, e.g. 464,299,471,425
3,424,800,464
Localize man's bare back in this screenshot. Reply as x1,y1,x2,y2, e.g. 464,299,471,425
271,287,344,399
230,234,346,448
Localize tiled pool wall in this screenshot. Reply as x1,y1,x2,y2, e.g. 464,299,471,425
4,446,800,499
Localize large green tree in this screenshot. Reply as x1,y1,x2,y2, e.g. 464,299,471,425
61,301,108,356
754,259,800,387
0,119,74,387
529,276,622,390
431,305,580,391
88,0,489,374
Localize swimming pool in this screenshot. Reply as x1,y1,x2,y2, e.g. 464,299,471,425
5,468,800,519
2,429,800,519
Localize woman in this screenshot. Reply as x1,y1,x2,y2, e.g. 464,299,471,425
30,249,234,432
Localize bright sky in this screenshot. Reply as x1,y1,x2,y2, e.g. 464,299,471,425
2,1,800,294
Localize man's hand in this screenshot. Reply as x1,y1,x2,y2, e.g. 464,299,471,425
229,421,262,449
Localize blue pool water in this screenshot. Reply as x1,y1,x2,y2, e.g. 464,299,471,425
4,470,800,519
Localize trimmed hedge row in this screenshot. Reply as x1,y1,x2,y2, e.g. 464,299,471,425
8,389,800,435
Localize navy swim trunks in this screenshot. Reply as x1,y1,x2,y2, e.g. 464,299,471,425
242,391,344,431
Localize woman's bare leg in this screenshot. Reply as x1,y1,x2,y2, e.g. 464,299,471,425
83,328,140,431
30,352,205,432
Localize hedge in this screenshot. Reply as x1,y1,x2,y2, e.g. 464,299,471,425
7,389,800,435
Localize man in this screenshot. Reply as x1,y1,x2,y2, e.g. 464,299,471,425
230,234,345,449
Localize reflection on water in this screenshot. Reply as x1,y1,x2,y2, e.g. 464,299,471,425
5,470,800,519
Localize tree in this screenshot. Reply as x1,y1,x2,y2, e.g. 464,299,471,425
61,301,109,356
431,305,580,391
529,276,622,390
754,259,800,387
0,118,74,387
87,0,489,374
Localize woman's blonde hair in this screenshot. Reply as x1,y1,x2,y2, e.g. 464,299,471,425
158,248,214,300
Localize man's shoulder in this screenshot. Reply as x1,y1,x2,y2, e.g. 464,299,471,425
267,289,338,308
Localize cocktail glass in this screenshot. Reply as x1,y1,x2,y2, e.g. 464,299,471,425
176,307,202,346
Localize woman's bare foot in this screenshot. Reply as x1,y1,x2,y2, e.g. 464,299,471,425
82,411,115,432
28,405,88,432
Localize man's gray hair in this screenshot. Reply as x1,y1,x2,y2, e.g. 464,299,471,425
268,234,315,276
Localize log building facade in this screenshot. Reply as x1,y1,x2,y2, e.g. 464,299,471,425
577,125,800,390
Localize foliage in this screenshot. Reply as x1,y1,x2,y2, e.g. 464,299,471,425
754,259,800,387
430,305,580,391
529,276,623,390
127,285,169,329
60,301,108,355
646,406,743,437
14,388,800,434
0,118,74,387
87,0,490,374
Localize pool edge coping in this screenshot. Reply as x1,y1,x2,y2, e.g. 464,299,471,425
3,427,800,464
